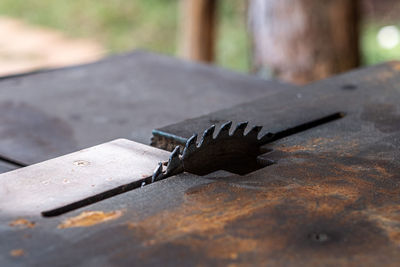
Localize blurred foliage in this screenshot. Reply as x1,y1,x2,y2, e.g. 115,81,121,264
0,0,248,71
217,0,249,72
361,22,400,65
0,0,399,72
0,0,179,54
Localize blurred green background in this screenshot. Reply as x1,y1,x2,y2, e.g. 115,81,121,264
0,0,399,72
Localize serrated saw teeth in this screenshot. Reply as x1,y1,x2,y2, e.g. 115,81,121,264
153,120,274,182
170,145,180,159
152,162,163,183
182,134,198,158
217,121,232,138
165,146,181,175
245,125,263,141
232,121,248,137
199,125,215,146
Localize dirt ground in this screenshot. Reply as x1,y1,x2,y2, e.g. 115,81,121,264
0,16,104,76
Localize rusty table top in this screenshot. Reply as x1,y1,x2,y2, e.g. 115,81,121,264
1,61,400,266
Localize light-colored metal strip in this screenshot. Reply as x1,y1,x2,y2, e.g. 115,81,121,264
0,139,170,216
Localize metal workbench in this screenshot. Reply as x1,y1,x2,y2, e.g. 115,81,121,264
1,53,400,266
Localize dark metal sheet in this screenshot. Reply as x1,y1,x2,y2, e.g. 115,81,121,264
152,63,397,149
2,62,400,266
0,51,293,165
0,160,17,174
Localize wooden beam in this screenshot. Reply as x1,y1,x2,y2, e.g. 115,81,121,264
180,0,217,62
248,0,360,84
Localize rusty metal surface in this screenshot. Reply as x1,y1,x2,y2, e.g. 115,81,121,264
1,62,400,266
0,51,292,166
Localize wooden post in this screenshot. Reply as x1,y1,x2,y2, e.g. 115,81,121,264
180,0,217,62
248,0,360,84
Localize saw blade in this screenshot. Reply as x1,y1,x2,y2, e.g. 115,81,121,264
153,121,274,179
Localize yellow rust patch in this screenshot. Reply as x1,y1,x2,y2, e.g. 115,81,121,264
127,182,274,242
10,249,24,257
9,219,35,229
58,210,123,229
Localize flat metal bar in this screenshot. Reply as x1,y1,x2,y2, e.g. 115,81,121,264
0,139,170,216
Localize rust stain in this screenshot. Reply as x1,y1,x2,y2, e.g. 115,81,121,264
9,219,35,229
363,205,400,246
276,137,359,155
126,184,281,260
276,137,333,152
58,210,123,229
277,144,309,153
374,165,392,177
121,151,400,264
127,182,276,241
125,176,394,264
10,249,24,257
390,61,400,71
127,180,354,251
178,235,259,260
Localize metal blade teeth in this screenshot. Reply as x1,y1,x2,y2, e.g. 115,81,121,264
182,134,198,158
245,125,263,141
165,146,181,175
199,125,215,147
217,121,232,138
156,120,274,181
232,121,248,137
152,162,163,183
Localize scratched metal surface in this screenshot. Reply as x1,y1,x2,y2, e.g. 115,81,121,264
0,51,292,166
1,62,400,266
0,139,170,216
